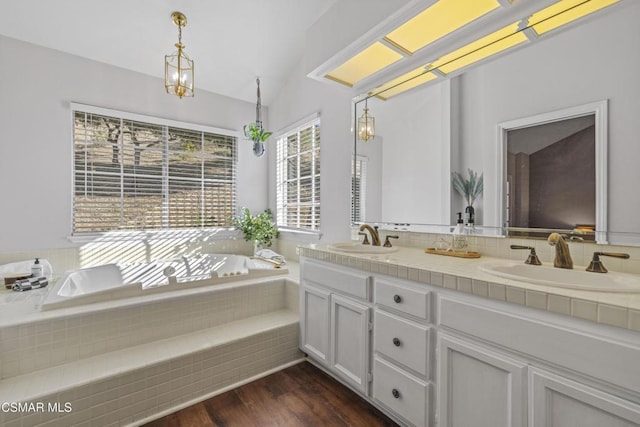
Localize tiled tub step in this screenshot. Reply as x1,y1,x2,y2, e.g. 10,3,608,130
0,310,301,426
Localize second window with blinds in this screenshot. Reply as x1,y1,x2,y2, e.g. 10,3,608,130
275,115,321,231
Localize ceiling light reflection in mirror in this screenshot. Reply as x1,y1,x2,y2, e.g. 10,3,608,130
429,23,526,74
384,0,501,54
367,0,621,100
374,67,438,100
529,0,620,35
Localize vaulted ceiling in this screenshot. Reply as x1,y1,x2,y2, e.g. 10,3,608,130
0,0,336,104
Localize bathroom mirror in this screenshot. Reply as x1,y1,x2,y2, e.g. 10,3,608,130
351,79,612,243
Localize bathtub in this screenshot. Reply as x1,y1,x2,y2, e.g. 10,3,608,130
0,267,301,426
41,254,287,310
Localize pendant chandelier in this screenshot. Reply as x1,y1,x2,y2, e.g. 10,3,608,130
357,99,375,141
164,11,194,98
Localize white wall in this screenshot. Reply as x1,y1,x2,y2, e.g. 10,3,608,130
268,60,354,243
0,36,266,253
457,2,640,234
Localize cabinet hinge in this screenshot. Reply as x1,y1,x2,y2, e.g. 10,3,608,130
367,372,373,382
368,322,373,331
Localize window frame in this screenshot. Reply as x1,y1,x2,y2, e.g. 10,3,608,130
70,102,239,236
275,113,321,233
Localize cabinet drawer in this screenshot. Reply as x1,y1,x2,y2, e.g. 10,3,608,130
302,259,370,300
373,356,428,427
375,278,430,320
375,310,429,376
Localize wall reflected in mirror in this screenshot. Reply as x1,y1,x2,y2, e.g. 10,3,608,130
352,82,452,229
506,114,596,241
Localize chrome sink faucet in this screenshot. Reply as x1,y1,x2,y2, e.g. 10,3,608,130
547,233,573,269
359,224,381,246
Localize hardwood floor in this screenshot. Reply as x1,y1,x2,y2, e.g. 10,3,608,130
144,361,398,427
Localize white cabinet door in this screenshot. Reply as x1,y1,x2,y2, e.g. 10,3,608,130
300,285,331,364
438,333,527,427
530,367,640,427
330,293,371,395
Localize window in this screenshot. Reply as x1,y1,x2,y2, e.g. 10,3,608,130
276,115,321,231
351,155,368,223
72,104,236,234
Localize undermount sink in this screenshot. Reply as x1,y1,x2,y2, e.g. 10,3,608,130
328,242,399,254
480,261,640,293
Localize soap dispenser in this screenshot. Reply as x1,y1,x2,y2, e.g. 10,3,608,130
453,213,467,250
454,212,464,234
31,258,43,278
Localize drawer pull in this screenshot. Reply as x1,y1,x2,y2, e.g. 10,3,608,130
392,388,400,399
392,337,401,347
393,294,402,303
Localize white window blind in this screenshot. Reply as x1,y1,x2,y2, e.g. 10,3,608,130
73,107,236,233
276,116,320,231
352,155,368,223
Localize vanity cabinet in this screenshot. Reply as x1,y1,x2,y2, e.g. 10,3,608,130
299,256,640,427
438,294,640,427
300,259,372,394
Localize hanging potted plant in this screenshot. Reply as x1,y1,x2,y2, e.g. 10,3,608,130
243,122,272,157
452,168,483,225
232,208,279,255
244,78,272,157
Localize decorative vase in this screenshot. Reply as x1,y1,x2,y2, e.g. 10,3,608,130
253,141,265,157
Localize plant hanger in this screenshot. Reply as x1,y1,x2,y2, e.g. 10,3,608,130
244,77,272,157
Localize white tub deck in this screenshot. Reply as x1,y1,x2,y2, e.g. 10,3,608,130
0,264,301,427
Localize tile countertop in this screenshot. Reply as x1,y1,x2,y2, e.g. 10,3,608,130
298,244,640,333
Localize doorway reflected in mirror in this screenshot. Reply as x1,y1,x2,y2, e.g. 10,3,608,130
507,115,595,240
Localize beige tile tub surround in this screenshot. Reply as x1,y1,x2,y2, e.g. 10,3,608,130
299,244,640,333
0,270,302,427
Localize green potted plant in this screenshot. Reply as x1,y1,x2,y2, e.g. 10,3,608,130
232,208,279,254
244,122,272,157
244,78,272,157
452,168,483,224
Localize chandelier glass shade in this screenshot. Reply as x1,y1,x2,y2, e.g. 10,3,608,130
165,12,194,98
357,100,375,141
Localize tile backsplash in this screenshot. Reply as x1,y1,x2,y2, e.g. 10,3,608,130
350,228,640,275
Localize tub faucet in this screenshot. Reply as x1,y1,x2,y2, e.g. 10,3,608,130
547,233,573,269
359,224,381,246
163,266,177,285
